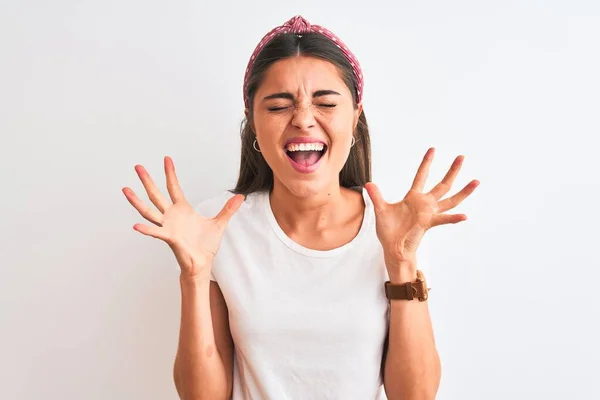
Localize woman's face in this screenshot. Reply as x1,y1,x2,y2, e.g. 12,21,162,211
251,56,362,198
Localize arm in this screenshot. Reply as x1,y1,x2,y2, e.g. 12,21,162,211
121,157,243,399
383,262,441,400
364,149,477,399
173,273,234,400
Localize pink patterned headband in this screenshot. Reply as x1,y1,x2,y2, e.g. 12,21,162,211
243,15,364,109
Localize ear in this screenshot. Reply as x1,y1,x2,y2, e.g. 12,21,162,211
354,102,363,131
244,108,256,133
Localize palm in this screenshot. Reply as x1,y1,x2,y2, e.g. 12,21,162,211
371,191,437,260
122,157,244,278
161,203,224,270
366,148,480,264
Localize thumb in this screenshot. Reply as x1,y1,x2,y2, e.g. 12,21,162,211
365,182,386,214
215,193,245,225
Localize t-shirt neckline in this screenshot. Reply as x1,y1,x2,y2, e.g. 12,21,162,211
262,187,373,258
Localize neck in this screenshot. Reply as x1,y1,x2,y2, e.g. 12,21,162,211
269,181,356,234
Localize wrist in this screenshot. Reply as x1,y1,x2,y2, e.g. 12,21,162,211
386,259,418,284
179,272,212,287
179,255,214,285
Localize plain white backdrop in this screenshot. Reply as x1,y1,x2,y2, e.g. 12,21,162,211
1,0,599,399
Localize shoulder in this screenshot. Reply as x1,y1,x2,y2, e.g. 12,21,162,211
193,190,238,218
193,190,267,218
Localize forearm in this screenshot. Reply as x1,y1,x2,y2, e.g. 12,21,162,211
383,265,441,400
174,274,228,400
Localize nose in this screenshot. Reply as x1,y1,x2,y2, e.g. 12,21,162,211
291,102,316,131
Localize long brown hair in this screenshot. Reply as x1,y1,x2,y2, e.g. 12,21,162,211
230,32,371,196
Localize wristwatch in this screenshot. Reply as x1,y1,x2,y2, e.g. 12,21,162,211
384,270,429,301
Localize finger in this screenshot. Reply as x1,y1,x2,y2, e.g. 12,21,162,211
431,213,467,227
164,156,186,204
133,223,170,241
430,155,464,200
214,194,246,226
364,182,386,214
437,180,480,213
411,147,435,192
122,187,163,226
135,165,170,213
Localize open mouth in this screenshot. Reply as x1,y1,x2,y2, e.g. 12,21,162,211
285,144,328,167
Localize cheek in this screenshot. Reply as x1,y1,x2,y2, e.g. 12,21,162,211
318,113,354,140
254,117,285,142
252,119,288,161
320,117,355,161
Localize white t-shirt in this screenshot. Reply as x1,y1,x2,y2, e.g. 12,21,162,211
194,187,393,400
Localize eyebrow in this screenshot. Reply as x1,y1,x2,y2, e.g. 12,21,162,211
262,90,341,101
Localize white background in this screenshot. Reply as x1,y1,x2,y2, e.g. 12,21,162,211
1,1,599,399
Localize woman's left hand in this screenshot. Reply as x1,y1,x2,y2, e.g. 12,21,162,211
365,147,480,279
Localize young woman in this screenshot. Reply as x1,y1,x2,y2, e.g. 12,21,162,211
123,15,479,400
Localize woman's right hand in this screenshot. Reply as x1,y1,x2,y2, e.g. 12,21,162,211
122,156,245,280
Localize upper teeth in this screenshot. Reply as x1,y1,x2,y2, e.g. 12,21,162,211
286,142,325,152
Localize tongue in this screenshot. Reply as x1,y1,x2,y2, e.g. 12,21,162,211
288,151,322,166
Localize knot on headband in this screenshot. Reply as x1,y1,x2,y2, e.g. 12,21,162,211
243,15,364,109
285,15,312,34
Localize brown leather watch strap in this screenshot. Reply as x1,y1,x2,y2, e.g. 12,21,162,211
384,270,429,301
385,281,420,300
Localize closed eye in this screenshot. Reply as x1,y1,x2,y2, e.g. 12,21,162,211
267,104,337,112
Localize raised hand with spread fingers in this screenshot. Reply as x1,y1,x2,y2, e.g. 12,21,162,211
365,147,480,282
122,156,245,280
